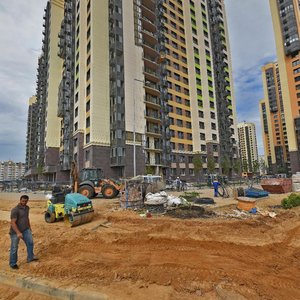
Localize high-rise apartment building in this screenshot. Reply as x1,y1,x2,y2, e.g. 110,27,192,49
26,0,238,182
260,62,289,174
269,0,300,173
237,122,259,173
25,96,37,171
26,0,65,181
0,161,25,181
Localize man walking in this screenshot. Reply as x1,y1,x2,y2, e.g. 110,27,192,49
212,177,220,197
9,195,38,269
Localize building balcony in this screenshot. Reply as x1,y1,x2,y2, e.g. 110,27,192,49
146,125,161,137
140,1,156,22
142,28,158,45
141,16,156,33
110,156,125,166
145,111,161,123
144,67,159,83
145,81,160,96
143,41,158,57
144,95,160,109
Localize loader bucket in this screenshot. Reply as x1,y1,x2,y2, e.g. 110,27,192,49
64,211,94,227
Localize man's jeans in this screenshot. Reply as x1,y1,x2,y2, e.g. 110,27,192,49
9,229,34,266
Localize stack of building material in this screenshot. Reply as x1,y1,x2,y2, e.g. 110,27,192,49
120,185,143,209
292,172,300,192
245,187,269,198
261,178,292,194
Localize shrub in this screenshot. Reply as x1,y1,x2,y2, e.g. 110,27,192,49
281,193,300,209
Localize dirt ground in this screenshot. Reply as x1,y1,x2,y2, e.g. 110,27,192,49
0,188,299,300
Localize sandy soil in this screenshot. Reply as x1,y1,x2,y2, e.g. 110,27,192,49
0,189,299,299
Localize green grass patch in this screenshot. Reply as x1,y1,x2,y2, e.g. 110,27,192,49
180,191,200,202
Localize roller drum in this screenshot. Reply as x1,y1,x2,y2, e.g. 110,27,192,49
64,210,94,227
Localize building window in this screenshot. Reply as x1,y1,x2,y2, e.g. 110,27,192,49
295,76,300,82
86,100,90,112
179,155,185,163
86,133,90,143
86,84,90,96
85,150,90,161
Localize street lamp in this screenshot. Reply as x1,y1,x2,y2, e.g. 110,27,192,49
133,78,144,177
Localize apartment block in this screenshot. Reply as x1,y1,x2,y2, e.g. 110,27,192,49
237,122,259,173
269,0,300,173
25,96,37,171
27,0,238,182
0,161,25,181
25,0,64,181
260,62,289,174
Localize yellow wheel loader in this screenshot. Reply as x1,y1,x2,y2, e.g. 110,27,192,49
78,168,123,199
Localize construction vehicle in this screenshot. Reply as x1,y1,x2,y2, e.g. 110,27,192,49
78,168,123,199
44,191,94,227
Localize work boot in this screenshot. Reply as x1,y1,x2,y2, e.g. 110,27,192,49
27,256,39,263
10,264,19,270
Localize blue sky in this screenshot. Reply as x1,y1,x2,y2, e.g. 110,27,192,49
225,0,277,154
0,0,277,162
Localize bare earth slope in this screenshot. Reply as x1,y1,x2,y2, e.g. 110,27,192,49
0,191,299,299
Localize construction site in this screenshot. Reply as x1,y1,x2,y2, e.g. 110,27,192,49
0,177,300,300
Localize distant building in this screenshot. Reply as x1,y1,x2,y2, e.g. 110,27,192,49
268,0,300,173
0,161,25,181
25,0,65,182
259,62,289,174
25,96,38,171
237,122,259,173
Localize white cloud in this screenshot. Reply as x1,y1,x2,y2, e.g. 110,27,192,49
0,0,48,162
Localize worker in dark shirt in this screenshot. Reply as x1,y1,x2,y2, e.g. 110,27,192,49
9,195,38,269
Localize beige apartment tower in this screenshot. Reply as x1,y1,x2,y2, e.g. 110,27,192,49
25,0,64,181
269,0,300,173
237,122,259,173
260,62,289,173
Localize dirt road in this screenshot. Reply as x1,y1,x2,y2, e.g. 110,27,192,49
0,191,299,299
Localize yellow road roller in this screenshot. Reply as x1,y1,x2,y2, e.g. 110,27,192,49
45,192,94,227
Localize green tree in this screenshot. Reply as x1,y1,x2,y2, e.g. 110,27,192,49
207,157,216,174
145,166,155,175
233,159,242,175
242,160,248,172
252,160,260,174
220,156,230,176
259,157,267,174
37,164,44,180
192,152,203,184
